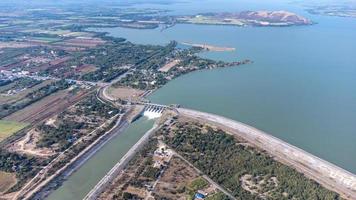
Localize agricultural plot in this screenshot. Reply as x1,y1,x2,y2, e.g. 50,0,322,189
0,120,28,142
0,78,49,105
26,36,62,43
3,86,90,124
0,171,17,194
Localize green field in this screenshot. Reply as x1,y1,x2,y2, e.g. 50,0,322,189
0,171,17,193
0,120,28,141
27,36,62,43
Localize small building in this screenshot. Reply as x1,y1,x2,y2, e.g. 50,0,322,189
194,192,205,199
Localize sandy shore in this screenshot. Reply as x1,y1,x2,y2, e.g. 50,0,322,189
181,42,236,52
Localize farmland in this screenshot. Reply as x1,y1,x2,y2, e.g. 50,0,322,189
0,79,73,120
0,120,27,142
3,87,91,124
0,171,17,194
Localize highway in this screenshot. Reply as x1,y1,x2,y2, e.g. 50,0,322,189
178,108,356,200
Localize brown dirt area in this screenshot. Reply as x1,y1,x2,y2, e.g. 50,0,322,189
181,42,235,52
0,171,17,194
76,64,97,74
125,186,147,198
240,174,278,199
8,128,55,157
154,156,199,199
0,42,36,49
57,37,105,48
158,59,181,72
107,86,144,101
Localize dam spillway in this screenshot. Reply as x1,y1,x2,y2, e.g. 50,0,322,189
143,104,165,119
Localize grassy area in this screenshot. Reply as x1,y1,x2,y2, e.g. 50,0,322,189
0,171,17,193
0,120,28,141
27,36,62,43
186,177,209,198
206,192,230,200
188,177,209,191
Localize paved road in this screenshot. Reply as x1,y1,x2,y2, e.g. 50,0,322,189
178,108,356,200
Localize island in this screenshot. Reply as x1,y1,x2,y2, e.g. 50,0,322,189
177,11,313,27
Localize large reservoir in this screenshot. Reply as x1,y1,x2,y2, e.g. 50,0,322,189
91,1,356,174
47,1,356,199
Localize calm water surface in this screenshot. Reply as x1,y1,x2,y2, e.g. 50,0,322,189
47,118,154,200
90,2,356,174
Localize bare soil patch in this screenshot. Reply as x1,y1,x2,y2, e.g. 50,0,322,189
158,59,181,72
107,86,144,101
76,64,97,74
8,128,55,157
58,37,105,48
0,171,17,194
240,174,278,199
0,42,36,49
154,156,199,199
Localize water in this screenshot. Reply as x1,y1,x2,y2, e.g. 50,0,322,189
46,118,154,200
90,1,356,174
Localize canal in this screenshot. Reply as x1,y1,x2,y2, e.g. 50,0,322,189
46,118,154,200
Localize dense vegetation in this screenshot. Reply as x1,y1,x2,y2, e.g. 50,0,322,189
37,119,85,151
164,123,341,200
80,39,177,83
37,94,120,151
0,149,47,192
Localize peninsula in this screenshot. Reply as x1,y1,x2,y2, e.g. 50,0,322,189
181,42,236,52
176,11,313,27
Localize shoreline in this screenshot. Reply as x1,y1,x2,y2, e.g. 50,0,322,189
178,108,356,200
181,42,236,52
